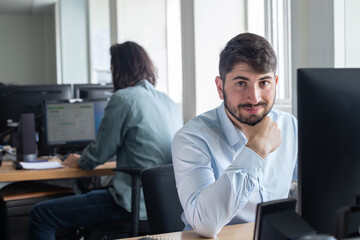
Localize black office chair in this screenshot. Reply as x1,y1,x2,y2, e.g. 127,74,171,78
83,167,149,240
141,164,185,234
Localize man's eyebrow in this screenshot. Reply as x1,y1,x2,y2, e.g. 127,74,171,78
232,76,249,81
259,75,273,80
232,75,274,81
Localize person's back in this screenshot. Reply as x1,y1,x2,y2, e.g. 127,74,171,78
91,79,182,219
111,79,181,168
28,41,182,240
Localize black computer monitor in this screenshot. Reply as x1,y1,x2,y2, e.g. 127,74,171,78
254,199,315,240
73,84,113,99
0,85,72,153
297,68,360,235
44,99,108,151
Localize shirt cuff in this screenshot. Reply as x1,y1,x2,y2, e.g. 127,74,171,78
77,152,96,170
232,146,264,178
77,156,88,169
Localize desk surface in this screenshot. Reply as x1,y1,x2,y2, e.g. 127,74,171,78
125,223,254,240
0,160,116,182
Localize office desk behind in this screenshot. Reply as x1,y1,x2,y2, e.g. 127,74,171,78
0,160,116,182
0,158,116,240
124,223,254,240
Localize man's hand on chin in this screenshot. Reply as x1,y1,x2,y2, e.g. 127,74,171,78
241,116,282,159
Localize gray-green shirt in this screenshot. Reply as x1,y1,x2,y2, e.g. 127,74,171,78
78,80,183,219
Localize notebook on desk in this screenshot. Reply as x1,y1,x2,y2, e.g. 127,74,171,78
14,160,63,170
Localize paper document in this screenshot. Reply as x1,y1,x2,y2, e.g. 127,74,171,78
19,161,64,170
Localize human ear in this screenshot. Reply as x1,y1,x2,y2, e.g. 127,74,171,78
215,76,224,100
275,75,279,84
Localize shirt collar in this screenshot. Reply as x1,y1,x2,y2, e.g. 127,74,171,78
218,102,248,148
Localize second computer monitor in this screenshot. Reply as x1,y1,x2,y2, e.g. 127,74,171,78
0,84,71,155
0,84,72,133
44,99,108,148
73,84,114,100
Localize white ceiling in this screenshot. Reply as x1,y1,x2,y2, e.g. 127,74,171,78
0,0,57,14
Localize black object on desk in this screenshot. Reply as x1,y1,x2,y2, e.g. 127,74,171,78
16,113,37,162
335,196,360,239
12,161,22,170
253,198,316,240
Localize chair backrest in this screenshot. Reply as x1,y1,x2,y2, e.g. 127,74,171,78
141,164,185,234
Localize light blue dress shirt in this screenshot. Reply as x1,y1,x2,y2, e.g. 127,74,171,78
172,102,297,237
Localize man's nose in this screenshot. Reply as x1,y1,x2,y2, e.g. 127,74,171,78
246,85,261,104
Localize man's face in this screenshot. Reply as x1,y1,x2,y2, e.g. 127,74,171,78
215,62,277,126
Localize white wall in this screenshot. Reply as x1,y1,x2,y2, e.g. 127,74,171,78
291,0,335,69
0,13,56,85
58,0,88,84
343,0,360,67
291,0,360,115
194,0,246,115
88,0,111,84
334,0,360,68
114,0,169,94
291,0,335,115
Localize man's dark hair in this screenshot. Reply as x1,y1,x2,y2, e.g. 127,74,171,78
219,32,277,81
110,41,157,90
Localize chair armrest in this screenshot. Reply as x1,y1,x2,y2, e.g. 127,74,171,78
112,167,147,236
112,167,145,175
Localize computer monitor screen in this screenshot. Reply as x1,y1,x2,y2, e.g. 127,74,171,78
0,85,72,153
298,68,360,235
44,99,107,147
0,84,72,132
73,84,113,99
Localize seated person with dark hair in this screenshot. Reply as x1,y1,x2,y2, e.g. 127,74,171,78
172,33,297,237
28,41,183,240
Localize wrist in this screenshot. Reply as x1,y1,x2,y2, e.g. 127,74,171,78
246,142,268,159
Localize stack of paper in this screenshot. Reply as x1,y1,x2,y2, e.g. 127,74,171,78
19,161,64,170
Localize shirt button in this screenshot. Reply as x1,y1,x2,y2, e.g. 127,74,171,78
260,187,264,191
257,167,262,172
245,193,249,197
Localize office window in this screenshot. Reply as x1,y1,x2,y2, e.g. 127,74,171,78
64,0,182,104
192,0,292,115
194,0,246,115
88,0,112,84
248,0,292,112
69,0,292,119
113,0,182,106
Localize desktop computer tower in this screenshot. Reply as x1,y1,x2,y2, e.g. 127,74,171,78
16,113,37,162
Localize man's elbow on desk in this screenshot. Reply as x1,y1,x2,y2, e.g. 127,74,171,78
184,199,230,237
193,224,222,238
189,217,224,238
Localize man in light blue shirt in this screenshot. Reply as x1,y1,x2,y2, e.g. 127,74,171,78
172,33,297,237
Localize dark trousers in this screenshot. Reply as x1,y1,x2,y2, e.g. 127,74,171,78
28,189,130,240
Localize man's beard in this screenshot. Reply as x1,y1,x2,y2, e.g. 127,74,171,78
223,90,275,126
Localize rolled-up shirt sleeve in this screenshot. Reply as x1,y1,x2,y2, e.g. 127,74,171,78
172,131,264,237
